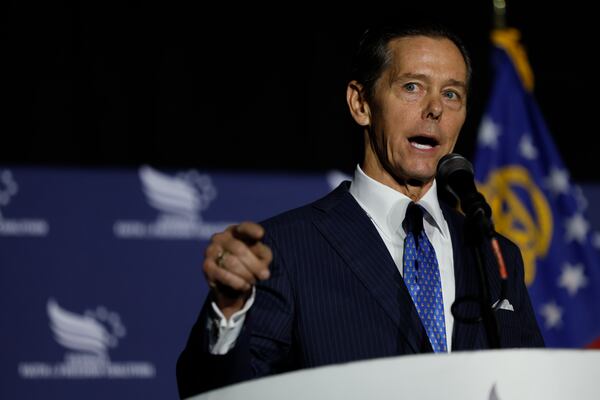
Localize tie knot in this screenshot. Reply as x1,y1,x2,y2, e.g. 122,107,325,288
403,202,423,236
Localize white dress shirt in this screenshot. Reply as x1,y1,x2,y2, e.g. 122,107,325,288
349,165,455,350
210,165,456,353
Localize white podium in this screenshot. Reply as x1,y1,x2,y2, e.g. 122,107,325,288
189,349,600,400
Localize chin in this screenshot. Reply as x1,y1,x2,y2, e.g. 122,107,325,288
408,164,436,182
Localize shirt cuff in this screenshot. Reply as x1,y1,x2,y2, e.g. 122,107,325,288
208,286,256,355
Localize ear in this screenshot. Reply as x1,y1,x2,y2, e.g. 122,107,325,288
346,80,371,126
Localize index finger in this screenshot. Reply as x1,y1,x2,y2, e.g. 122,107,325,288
232,221,265,243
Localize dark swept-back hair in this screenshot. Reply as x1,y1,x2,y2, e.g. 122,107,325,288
350,24,472,102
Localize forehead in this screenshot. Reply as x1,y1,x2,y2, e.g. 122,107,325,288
385,35,468,82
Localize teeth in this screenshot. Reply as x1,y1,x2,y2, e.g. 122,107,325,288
411,142,433,150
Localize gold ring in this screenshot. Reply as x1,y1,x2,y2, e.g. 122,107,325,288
216,250,228,268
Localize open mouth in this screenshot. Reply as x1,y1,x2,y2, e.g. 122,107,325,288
408,135,439,150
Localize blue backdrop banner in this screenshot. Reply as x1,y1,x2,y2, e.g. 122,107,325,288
0,165,341,399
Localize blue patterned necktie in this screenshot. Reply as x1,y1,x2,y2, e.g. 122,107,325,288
402,202,448,353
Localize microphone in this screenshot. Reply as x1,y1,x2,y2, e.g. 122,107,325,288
436,153,491,220
437,153,508,318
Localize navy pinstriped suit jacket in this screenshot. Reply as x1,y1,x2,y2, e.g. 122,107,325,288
177,182,544,398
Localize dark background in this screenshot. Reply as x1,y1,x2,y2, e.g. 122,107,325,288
3,2,596,181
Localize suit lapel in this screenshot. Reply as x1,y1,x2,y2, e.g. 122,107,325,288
442,204,484,350
312,184,425,353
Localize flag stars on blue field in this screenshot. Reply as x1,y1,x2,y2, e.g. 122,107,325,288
558,263,589,296
565,213,590,243
475,36,600,347
518,134,538,160
540,301,563,329
478,117,501,148
544,167,570,195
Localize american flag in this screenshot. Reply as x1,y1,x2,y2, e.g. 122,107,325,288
473,28,600,347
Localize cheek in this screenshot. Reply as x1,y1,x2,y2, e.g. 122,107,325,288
445,114,466,146
448,129,460,147
384,109,413,138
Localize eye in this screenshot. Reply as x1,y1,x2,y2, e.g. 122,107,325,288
444,91,458,100
443,90,461,100
404,82,418,92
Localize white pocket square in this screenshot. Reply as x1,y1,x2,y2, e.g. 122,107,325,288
492,298,515,312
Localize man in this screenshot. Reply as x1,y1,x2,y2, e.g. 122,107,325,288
176,24,544,398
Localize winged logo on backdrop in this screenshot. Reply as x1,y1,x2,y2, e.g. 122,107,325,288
113,165,233,239
18,299,155,379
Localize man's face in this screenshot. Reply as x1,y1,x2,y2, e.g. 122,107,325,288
364,35,467,185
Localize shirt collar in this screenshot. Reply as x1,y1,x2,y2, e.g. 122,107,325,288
348,164,447,241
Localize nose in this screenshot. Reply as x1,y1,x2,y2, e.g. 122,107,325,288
422,95,443,121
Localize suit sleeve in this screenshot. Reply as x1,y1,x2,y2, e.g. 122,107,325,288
175,297,253,398
176,235,295,398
